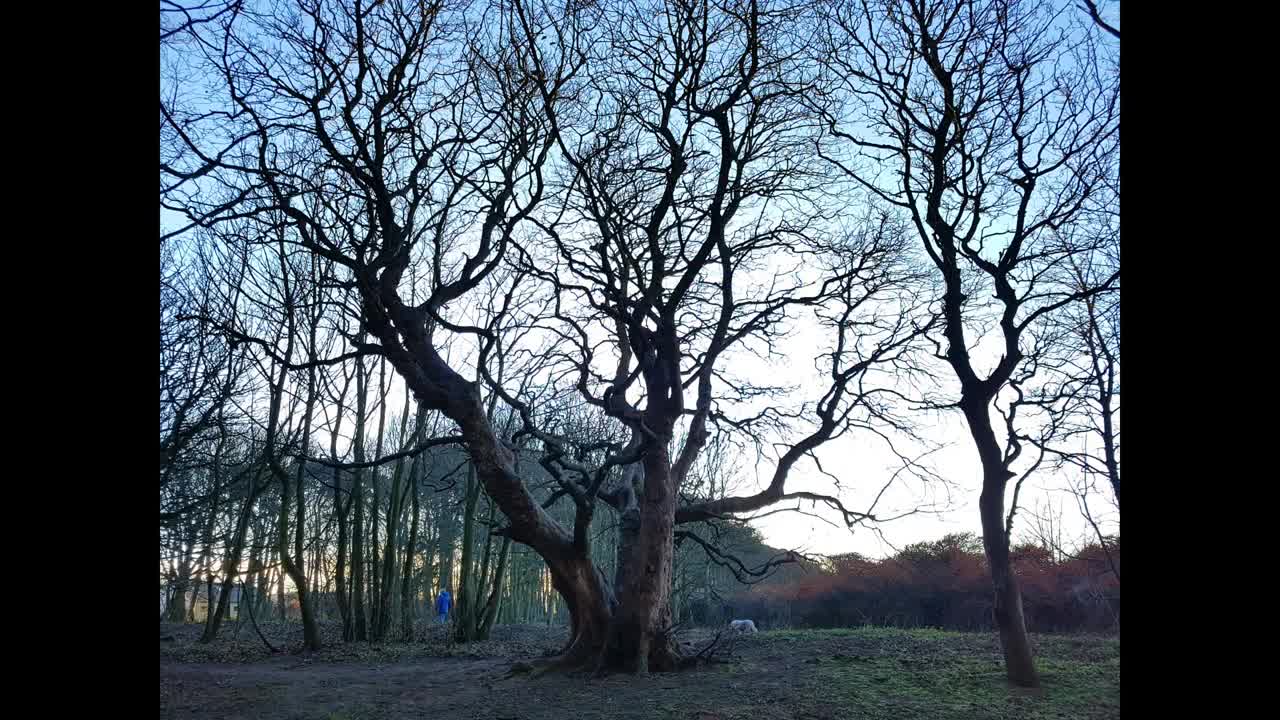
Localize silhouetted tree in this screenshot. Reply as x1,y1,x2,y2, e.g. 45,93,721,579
814,0,1119,686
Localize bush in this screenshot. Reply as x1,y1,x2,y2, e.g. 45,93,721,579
728,534,1119,633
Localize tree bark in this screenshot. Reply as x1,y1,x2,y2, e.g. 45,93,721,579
543,551,616,666
963,400,1040,688
276,558,286,621
453,460,482,642
278,449,321,649
166,538,194,622
400,419,426,641
436,475,457,600
471,498,497,636
291,431,322,648
477,535,511,640
200,466,263,643
329,418,353,639
351,355,370,641
352,477,368,639
194,433,226,626
279,474,322,650
602,451,679,673
335,483,353,640
374,395,413,641
1084,297,1121,511
370,360,388,634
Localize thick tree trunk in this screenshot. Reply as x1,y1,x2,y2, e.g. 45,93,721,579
545,552,616,665
368,336,682,670
602,450,679,673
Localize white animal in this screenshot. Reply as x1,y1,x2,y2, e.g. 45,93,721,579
729,619,758,634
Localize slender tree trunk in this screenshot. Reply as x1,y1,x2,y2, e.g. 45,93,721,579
477,535,512,640
1081,295,1120,511
335,487,353,639
351,357,370,641
280,471,322,649
370,362,387,635
194,439,225,626
292,426,320,647
201,468,263,643
963,400,1040,688
276,558,286,621
374,393,413,641
352,475,368,640
279,449,321,649
333,393,354,639
400,435,424,641
202,575,215,627
249,531,267,621
372,477,400,641
420,503,437,619
475,499,496,617
453,460,482,642
436,489,456,597
166,540,194,622
243,578,279,653
1100,400,1120,509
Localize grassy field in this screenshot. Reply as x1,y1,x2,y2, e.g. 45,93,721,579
751,628,1118,719
160,623,1118,719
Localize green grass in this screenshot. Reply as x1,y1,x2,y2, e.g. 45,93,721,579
758,628,1118,720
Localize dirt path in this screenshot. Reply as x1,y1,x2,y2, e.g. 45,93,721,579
160,652,814,720
162,655,516,720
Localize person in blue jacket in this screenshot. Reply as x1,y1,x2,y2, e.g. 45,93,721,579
435,589,452,624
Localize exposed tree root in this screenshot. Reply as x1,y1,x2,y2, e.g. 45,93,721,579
508,625,740,680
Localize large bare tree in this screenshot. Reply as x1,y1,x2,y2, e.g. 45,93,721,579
813,0,1119,686
162,0,947,674
492,0,937,671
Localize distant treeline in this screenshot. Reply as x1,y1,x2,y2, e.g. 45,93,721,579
699,533,1119,634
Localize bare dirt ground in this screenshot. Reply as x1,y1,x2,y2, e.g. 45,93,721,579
160,623,1119,720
